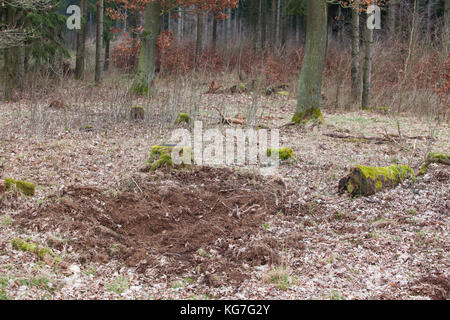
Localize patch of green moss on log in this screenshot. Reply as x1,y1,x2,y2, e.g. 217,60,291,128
339,164,415,197
148,145,193,172
418,152,450,176
266,147,295,161
175,113,190,124
292,107,324,125
4,178,35,196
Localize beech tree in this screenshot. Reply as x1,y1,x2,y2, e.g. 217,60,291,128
292,0,328,124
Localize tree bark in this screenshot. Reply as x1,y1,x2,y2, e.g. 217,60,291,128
387,0,398,35
131,1,162,95
270,0,277,49
104,38,110,71
195,11,203,64
361,17,373,110
260,0,267,48
292,0,327,124
212,13,217,48
75,0,88,80
351,5,361,106
95,0,104,84
280,0,288,48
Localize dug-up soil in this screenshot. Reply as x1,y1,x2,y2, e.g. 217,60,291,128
17,166,298,285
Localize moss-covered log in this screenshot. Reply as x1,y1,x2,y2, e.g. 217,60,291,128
338,164,415,197
4,178,35,196
418,152,450,176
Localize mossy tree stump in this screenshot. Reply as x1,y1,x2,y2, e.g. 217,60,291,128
175,113,190,125
147,145,193,172
266,147,295,161
338,164,415,197
130,106,145,121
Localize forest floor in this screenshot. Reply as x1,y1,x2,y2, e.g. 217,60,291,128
0,84,449,300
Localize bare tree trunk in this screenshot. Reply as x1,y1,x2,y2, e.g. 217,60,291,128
212,13,217,48
104,38,110,71
351,5,361,106
3,7,16,101
195,12,203,64
444,0,449,54
293,0,328,123
177,8,183,43
426,0,433,36
131,1,162,94
280,0,288,48
276,0,281,46
260,0,267,48
361,18,374,110
227,8,232,46
387,0,398,35
95,0,104,84
250,0,259,50
75,0,88,80
270,0,277,49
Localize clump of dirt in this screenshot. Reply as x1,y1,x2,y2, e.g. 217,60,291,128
17,166,296,284
409,275,450,300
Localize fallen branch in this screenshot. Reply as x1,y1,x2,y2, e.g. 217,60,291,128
418,152,450,176
212,106,244,125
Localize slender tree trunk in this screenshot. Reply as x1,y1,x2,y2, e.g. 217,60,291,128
131,1,162,94
361,17,374,110
177,8,183,43
276,0,281,46
261,0,267,48
227,8,232,46
280,0,288,48
270,0,277,49
351,5,361,106
387,0,398,36
3,7,16,101
293,0,327,123
444,0,449,54
104,38,110,71
95,0,104,84
250,0,259,50
426,0,433,36
75,0,88,80
17,45,24,89
195,11,203,64
212,13,217,48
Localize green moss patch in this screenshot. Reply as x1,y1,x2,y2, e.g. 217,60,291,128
4,178,35,196
266,147,295,161
148,145,193,172
175,113,190,124
11,238,56,263
292,107,324,125
338,164,415,197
